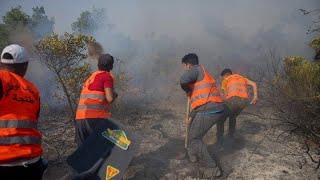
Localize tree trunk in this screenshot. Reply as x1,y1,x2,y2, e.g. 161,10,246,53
55,70,75,118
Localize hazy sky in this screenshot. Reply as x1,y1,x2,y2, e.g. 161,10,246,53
1,0,319,100
0,1,318,37
0,0,319,59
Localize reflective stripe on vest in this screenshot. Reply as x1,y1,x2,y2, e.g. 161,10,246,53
190,65,223,109
80,94,106,100
226,87,248,94
0,120,37,128
225,74,248,99
192,83,214,91
227,83,246,90
0,136,41,145
191,92,221,102
0,70,42,162
77,104,110,111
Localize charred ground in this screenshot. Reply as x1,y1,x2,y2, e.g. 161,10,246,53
41,94,319,180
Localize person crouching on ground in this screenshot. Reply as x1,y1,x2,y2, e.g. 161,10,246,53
75,54,118,146
220,68,258,139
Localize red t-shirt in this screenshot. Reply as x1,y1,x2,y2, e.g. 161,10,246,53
88,72,114,92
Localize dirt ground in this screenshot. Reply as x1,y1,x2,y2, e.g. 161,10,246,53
42,99,320,180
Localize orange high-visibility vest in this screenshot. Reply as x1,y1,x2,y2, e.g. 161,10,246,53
0,70,42,163
225,74,248,99
75,71,112,120
190,65,223,109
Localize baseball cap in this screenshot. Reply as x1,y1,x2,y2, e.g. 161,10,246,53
1,44,29,64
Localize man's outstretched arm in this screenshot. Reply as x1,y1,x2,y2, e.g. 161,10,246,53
104,88,118,103
246,80,258,104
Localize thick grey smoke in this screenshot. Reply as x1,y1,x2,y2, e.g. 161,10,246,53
1,0,319,103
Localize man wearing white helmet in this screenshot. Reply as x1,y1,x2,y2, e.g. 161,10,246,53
0,44,46,179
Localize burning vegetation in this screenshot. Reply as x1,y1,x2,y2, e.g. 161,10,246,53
0,3,319,180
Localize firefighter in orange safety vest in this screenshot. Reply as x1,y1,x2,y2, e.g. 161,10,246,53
75,54,118,146
220,68,258,139
179,53,226,177
0,44,47,180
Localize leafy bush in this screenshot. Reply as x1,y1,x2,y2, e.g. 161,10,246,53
264,36,320,169
34,32,94,117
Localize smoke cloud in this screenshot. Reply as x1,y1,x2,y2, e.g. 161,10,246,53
1,0,319,103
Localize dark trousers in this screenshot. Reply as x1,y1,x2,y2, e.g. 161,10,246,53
75,118,106,147
224,97,248,135
188,110,227,166
0,159,45,180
